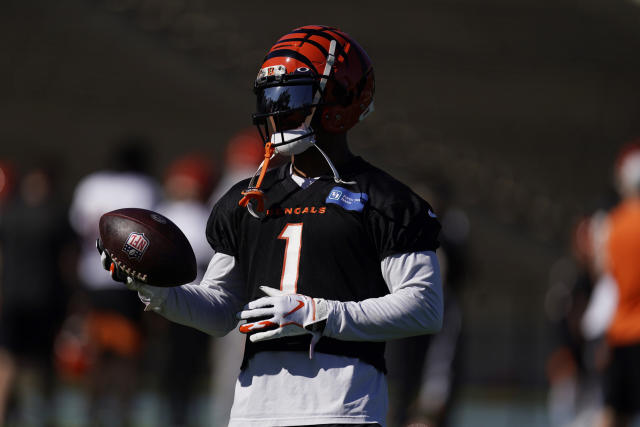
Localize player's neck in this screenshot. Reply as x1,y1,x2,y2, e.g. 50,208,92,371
291,133,354,178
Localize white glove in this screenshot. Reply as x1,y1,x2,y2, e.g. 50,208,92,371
237,286,329,359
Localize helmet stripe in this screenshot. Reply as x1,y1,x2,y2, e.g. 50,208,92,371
264,49,316,72
350,42,369,84
273,38,329,59
291,27,346,44
288,28,347,60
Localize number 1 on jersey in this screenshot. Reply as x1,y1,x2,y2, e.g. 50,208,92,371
278,223,303,294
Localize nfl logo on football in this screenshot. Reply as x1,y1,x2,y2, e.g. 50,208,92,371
123,232,150,260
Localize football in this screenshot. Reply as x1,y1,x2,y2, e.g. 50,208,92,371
99,208,197,287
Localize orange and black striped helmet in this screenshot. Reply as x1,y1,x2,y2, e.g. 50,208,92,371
252,25,375,137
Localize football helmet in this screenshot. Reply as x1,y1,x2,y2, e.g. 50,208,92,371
239,25,374,217
253,25,375,154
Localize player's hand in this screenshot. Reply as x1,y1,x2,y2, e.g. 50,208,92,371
97,238,145,291
97,239,169,310
237,286,328,359
97,238,130,283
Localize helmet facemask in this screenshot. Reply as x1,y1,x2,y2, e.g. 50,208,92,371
253,77,321,156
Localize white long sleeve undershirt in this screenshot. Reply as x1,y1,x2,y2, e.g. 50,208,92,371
139,249,443,341
324,250,443,341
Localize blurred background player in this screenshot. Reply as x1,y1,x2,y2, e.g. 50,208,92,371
207,129,266,427
595,142,640,427
545,216,608,427
0,161,14,208
386,177,469,427
155,153,217,426
0,161,74,426
0,159,14,423
68,136,160,425
208,128,270,207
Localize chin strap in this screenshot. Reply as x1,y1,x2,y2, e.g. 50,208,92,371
311,143,356,185
238,142,275,218
239,141,356,219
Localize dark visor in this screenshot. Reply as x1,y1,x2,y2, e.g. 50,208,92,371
255,85,315,132
256,85,315,114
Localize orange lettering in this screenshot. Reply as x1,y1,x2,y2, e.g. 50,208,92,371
294,207,301,214
310,206,318,213
301,207,309,214
319,207,326,214
285,208,293,215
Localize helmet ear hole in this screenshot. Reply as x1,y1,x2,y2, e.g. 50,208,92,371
321,106,353,133
329,83,350,106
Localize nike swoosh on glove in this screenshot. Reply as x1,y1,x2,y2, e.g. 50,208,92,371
237,286,329,359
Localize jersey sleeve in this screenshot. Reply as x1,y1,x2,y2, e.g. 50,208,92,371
140,251,247,337
322,250,443,341
367,191,441,260
206,184,245,257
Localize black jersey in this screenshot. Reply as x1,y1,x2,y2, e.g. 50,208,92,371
206,156,440,372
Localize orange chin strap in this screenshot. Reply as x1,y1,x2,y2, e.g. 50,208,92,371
238,142,275,213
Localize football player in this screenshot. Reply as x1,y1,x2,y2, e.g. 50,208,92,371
593,142,640,427
101,25,443,426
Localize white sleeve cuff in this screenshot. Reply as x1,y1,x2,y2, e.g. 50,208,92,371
137,285,171,312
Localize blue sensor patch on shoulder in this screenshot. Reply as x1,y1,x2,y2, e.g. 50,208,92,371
325,187,369,212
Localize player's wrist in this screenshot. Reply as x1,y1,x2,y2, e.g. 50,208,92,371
128,277,171,311
313,299,343,338
304,297,331,334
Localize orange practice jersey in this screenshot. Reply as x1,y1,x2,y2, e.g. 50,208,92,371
607,199,640,345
